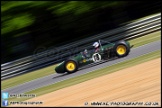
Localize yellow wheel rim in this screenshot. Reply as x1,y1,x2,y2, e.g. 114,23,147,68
66,61,76,72
116,45,126,55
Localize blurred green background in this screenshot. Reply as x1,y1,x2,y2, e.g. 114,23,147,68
1,1,161,64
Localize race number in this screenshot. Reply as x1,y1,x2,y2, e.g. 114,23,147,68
92,53,102,62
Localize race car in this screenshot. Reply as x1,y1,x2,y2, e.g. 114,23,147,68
55,39,133,74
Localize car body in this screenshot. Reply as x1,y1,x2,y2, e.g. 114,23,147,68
55,39,133,74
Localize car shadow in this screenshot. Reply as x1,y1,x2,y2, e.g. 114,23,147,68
52,73,70,79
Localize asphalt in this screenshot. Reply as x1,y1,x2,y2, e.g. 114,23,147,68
1,40,161,94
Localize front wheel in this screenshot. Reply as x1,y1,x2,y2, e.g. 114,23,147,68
65,60,78,73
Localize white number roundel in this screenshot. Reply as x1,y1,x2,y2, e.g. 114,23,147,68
92,53,102,62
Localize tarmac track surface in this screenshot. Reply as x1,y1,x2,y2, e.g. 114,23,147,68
2,40,161,94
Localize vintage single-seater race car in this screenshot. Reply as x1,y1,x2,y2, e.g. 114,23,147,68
55,39,133,74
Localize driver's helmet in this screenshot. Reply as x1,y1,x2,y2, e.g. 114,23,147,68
93,42,99,48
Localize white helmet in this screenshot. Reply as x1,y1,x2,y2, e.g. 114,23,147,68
93,42,99,48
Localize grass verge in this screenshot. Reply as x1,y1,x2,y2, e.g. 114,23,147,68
1,31,161,90
7,50,160,103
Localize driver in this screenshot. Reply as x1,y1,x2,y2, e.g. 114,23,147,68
82,49,88,58
93,42,100,52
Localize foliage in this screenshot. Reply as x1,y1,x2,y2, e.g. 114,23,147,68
1,1,124,36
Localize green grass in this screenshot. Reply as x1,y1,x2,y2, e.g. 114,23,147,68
1,31,161,90
7,50,160,103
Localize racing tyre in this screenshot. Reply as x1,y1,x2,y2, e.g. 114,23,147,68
114,41,130,57
65,59,78,73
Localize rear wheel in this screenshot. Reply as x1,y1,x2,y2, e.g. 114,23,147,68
114,43,130,57
65,60,78,73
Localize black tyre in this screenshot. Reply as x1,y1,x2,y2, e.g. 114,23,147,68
64,59,78,73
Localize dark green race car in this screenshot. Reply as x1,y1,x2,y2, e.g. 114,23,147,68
55,40,133,74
